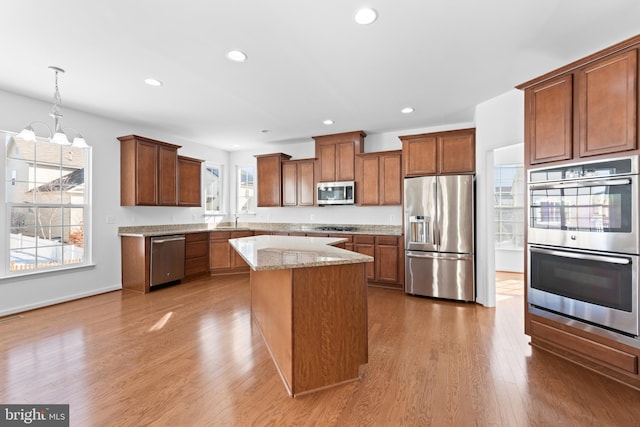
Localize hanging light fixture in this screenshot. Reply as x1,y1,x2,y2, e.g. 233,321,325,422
17,66,89,148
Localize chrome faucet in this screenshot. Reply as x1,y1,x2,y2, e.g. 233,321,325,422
234,214,239,228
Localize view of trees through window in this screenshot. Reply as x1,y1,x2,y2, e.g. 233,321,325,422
6,135,89,272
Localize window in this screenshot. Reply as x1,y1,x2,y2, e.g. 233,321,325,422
5,133,91,273
204,164,223,213
494,164,524,250
236,165,255,213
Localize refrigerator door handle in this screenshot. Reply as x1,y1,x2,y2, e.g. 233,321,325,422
434,179,440,247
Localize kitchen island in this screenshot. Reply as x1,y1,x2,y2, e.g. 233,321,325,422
229,235,373,396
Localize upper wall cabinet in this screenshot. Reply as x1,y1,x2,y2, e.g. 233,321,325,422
178,156,204,207
118,135,179,206
282,158,316,207
400,128,476,177
118,135,203,207
518,39,638,166
313,131,365,182
255,153,292,207
356,150,402,206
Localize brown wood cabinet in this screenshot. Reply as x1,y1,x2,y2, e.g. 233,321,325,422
353,235,375,281
118,135,180,206
352,234,403,288
255,153,291,207
313,131,365,182
178,156,203,207
518,44,638,166
400,128,475,177
185,232,209,277
356,150,402,206
577,49,637,158
282,158,315,206
517,35,640,390
118,135,203,207
209,230,254,274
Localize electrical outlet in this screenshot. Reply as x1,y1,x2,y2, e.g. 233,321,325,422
105,215,115,224
389,215,395,223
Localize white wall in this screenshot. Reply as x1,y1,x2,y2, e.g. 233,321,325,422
474,89,525,307
0,89,229,316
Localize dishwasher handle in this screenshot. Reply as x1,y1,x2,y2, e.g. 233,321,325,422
152,235,186,244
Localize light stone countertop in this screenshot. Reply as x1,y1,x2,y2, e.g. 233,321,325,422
118,222,402,237
228,235,374,271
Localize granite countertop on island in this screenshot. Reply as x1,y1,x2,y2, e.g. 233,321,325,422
229,235,374,271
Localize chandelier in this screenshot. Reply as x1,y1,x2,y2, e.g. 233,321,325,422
16,66,89,148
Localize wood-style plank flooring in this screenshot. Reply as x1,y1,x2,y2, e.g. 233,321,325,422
1,273,640,426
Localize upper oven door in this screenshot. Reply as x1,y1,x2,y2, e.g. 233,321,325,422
528,174,639,254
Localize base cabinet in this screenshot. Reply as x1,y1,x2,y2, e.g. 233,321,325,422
528,315,640,389
353,234,403,289
185,232,209,277
210,230,254,274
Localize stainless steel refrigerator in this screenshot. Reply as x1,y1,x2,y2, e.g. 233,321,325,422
404,175,475,301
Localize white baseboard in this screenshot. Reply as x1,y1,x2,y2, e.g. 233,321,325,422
0,284,122,317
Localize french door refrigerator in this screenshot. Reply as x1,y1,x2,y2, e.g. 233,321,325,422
404,175,475,301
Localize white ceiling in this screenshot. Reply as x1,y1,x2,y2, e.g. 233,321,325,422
1,1,639,151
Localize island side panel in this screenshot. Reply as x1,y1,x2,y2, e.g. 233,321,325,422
291,263,368,394
250,268,294,392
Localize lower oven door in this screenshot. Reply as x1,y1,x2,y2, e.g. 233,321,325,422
528,245,639,337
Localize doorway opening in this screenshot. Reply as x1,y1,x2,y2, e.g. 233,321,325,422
493,144,524,297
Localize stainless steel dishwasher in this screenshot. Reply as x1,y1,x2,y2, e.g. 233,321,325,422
150,235,186,287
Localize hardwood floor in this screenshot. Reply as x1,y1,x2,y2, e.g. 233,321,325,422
1,274,639,426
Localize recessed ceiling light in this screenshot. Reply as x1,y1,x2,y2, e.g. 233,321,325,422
227,50,247,62
144,78,163,87
401,107,415,114
355,8,378,25
232,144,240,148
323,119,335,125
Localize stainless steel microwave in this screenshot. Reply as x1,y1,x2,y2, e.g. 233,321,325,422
317,181,355,205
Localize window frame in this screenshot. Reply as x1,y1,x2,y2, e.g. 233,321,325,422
4,132,92,276
203,162,224,215
236,164,255,214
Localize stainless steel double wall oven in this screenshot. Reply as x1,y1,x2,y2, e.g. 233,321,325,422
527,155,640,343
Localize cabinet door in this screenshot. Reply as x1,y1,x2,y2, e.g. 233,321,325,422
438,130,475,174
402,136,437,176
230,231,253,268
209,232,232,270
577,49,637,157
359,156,380,206
526,75,573,165
336,141,356,181
375,238,399,283
256,154,288,207
380,152,402,205
135,140,158,205
297,160,315,206
178,157,202,207
354,235,375,281
282,162,298,206
317,143,337,182
158,145,178,205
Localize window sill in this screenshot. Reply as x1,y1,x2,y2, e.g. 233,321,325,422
0,263,96,283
